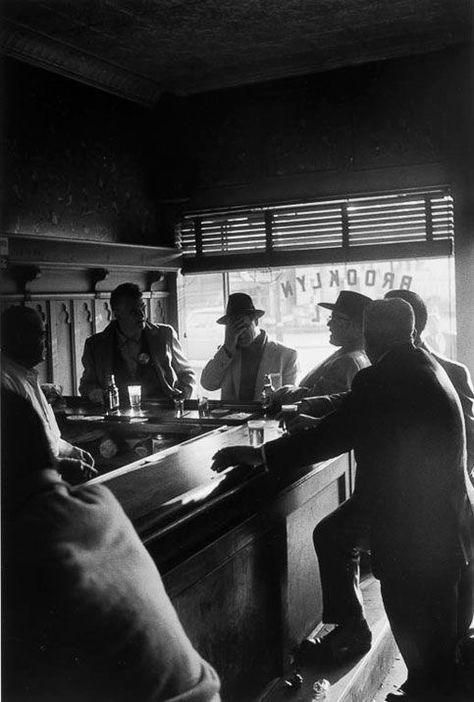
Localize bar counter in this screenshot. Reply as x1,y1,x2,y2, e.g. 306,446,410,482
60,401,352,701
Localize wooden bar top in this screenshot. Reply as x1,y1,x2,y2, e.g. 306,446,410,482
90,420,282,537
60,399,348,572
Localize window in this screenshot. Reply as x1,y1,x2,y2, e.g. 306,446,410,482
178,256,456,390
178,188,453,273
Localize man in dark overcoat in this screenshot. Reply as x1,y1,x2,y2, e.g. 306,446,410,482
211,298,473,696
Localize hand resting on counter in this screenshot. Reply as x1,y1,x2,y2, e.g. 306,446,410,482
211,446,262,473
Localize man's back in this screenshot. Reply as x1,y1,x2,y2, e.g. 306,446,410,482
4,479,221,702
348,345,467,573
266,344,469,574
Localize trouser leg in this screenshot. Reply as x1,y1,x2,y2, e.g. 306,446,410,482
458,561,474,637
313,499,370,625
381,567,461,689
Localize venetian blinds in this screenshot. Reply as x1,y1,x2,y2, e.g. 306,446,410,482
177,188,453,273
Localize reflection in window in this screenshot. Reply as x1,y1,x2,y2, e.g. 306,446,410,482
177,257,456,390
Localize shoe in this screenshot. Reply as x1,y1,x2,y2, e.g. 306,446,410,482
299,619,372,664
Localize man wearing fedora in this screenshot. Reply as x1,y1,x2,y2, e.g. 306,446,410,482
276,291,372,413
200,293,298,404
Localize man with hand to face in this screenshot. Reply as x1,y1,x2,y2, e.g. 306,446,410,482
200,293,298,404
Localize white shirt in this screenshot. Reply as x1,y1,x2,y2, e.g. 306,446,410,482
1,355,62,457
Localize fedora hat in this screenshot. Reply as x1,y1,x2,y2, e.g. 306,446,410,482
217,293,265,325
318,291,372,324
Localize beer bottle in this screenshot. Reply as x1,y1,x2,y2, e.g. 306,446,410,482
261,374,274,411
105,374,120,414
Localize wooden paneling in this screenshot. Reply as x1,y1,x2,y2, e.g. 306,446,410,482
72,300,94,385
171,528,284,702
1,291,171,395
159,458,350,700
284,481,340,656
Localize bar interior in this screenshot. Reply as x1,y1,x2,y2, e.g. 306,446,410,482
1,2,473,701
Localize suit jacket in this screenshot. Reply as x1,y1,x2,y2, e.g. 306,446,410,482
298,347,370,396
427,346,474,474
79,321,195,400
265,344,473,577
201,333,298,403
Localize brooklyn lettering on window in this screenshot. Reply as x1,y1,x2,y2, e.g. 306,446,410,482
280,269,412,299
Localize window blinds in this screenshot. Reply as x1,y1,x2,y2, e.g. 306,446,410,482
178,188,453,272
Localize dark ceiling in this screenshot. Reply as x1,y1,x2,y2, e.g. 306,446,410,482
1,0,471,104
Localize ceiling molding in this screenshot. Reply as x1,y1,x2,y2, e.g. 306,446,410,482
178,39,465,96
0,19,161,106
0,2,469,102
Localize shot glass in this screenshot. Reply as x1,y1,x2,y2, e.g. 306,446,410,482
247,419,265,447
127,385,142,413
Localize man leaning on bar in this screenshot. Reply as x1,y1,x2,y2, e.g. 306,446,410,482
211,298,474,699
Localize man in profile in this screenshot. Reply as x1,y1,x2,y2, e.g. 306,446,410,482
1,305,96,482
275,290,372,408
80,283,195,405
200,292,298,403
211,299,473,697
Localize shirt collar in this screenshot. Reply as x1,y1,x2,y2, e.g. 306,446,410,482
2,354,39,380
116,327,142,346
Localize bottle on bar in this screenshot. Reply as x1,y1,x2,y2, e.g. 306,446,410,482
261,374,274,411
105,374,120,414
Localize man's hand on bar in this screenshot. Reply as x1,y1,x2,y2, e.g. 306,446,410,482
211,446,261,473
283,413,322,434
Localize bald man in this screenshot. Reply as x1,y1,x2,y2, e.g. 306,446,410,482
1,306,96,483
212,299,473,697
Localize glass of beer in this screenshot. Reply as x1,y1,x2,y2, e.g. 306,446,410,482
127,385,142,413
247,419,265,447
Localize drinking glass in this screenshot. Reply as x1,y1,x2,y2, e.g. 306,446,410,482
174,398,185,418
269,372,282,390
127,385,142,413
247,419,265,447
198,396,210,418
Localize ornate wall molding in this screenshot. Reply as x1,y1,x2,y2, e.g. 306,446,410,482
0,19,160,106
4,234,182,272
